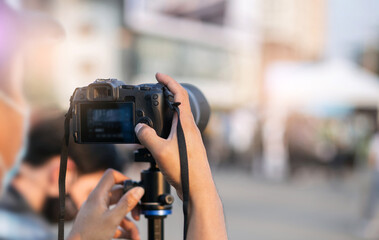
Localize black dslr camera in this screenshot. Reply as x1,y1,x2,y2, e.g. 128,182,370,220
71,78,210,144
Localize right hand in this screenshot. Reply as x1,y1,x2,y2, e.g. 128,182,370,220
134,73,214,200
136,73,227,240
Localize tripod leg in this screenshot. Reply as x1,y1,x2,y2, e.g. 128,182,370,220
148,217,164,240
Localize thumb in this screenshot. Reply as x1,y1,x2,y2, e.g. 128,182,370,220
109,187,145,221
135,123,165,154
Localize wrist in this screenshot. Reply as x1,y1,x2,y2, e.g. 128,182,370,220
189,177,221,210
187,180,227,240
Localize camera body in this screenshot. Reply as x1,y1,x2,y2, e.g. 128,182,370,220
72,78,174,144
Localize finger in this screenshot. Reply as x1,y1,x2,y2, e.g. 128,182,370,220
120,217,140,240
131,204,141,221
114,227,129,239
109,184,124,205
155,73,183,96
108,186,145,221
114,226,137,239
135,123,165,152
155,73,190,106
168,112,178,140
89,169,128,201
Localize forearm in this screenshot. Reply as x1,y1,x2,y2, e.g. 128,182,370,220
187,180,228,240
134,73,228,239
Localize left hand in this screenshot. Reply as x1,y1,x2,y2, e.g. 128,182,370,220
68,169,144,240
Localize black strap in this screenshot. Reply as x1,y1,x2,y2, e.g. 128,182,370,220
171,102,190,240
58,103,73,240
163,86,190,240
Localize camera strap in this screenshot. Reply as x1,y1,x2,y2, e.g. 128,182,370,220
58,100,73,240
163,86,190,240
170,102,190,240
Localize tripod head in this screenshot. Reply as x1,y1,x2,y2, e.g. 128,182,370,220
123,148,174,240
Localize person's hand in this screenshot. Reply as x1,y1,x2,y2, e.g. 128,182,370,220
134,73,214,200
135,73,227,240
68,169,144,240
69,171,105,208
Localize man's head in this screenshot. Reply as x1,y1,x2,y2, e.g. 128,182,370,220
16,114,123,221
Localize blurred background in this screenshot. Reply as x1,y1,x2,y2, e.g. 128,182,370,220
2,0,379,239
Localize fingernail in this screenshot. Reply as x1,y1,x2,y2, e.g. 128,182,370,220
131,187,145,199
134,123,144,134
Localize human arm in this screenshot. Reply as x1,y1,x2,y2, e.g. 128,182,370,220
135,73,228,240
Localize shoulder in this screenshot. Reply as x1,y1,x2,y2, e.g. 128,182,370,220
0,209,53,240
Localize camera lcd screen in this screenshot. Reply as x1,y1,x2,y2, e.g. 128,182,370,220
80,102,135,143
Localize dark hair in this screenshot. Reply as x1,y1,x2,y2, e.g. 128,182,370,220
23,115,123,174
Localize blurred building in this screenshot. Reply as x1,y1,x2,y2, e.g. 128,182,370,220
20,0,125,109
123,0,261,109
122,0,326,109
22,0,327,110
262,0,325,62
53,0,125,108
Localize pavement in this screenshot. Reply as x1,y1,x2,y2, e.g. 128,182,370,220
132,166,370,240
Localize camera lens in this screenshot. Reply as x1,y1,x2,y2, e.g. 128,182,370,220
181,84,210,132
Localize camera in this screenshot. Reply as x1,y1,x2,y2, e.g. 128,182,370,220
71,78,210,144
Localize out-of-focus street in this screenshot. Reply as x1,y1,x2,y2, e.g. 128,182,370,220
134,167,367,240
216,169,364,240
